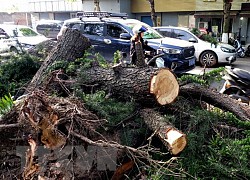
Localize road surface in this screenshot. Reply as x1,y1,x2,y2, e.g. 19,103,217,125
186,56,250,91
187,56,250,75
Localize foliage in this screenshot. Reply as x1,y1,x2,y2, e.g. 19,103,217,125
200,34,219,47
47,48,109,76
178,67,224,86
190,27,201,37
76,90,147,146
190,27,219,46
0,54,41,96
0,93,14,117
113,50,122,64
77,90,135,126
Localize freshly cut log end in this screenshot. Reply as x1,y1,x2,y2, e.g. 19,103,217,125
164,128,187,155
141,109,187,155
150,69,179,105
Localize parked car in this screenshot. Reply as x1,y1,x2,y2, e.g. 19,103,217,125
0,24,48,52
0,30,20,54
57,12,196,74
153,26,237,67
36,20,63,39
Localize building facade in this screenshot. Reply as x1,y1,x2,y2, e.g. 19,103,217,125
1,0,250,44
132,0,250,45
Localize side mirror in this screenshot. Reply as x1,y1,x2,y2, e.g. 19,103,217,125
189,38,197,43
120,33,131,40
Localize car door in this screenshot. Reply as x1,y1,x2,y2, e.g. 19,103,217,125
172,29,200,58
0,28,9,53
105,23,131,61
81,23,109,59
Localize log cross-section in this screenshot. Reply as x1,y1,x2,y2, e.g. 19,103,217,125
140,108,187,155
150,69,179,105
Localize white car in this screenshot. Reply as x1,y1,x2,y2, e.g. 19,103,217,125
153,26,237,67
0,31,20,54
0,24,48,52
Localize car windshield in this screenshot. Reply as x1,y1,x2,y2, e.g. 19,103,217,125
123,22,163,39
18,28,39,37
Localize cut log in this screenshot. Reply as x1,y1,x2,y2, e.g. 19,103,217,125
79,67,179,105
140,108,187,155
180,83,250,121
26,28,91,92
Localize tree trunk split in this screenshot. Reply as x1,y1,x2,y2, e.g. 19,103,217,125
26,28,91,92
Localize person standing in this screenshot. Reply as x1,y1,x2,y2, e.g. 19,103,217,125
130,25,154,66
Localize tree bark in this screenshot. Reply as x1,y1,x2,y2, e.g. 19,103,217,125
148,0,157,27
140,108,187,155
222,0,232,43
94,0,101,11
26,28,91,92
79,67,179,105
179,83,250,121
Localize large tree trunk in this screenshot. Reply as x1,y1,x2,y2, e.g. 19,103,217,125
94,0,101,11
140,108,187,155
148,0,157,27
79,66,179,105
222,0,232,43
26,28,91,92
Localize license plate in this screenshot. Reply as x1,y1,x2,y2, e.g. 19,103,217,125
189,59,195,66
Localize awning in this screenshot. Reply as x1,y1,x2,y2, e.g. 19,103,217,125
194,11,237,18
239,11,250,17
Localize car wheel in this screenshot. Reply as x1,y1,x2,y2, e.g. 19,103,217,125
10,47,18,54
199,51,217,67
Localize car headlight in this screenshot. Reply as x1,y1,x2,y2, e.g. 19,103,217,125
162,48,181,54
221,46,231,53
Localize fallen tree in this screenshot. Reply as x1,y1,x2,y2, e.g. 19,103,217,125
1,28,250,179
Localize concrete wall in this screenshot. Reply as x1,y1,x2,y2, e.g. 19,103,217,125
0,12,32,26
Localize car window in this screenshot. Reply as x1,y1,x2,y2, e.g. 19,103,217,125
0,28,8,38
107,24,126,38
71,23,82,31
18,28,39,37
123,22,162,39
83,23,104,36
173,29,195,41
156,28,173,38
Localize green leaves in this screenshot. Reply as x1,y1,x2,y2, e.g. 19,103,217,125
0,93,14,117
